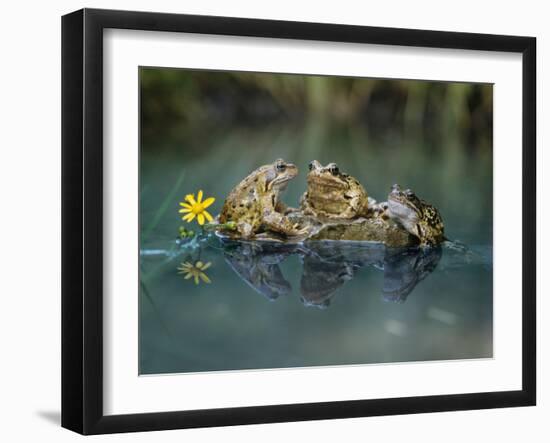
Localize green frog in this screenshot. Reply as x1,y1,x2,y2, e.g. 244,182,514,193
300,160,370,220
387,184,445,246
219,159,307,239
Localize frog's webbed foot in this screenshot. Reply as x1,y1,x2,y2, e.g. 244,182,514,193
292,224,311,236
263,212,309,237
371,201,390,220
283,206,300,215
300,205,315,217
275,201,299,215
236,221,255,239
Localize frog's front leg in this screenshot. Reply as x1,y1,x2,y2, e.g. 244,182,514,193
372,201,390,220
262,210,308,236
339,204,357,219
340,195,366,219
275,200,297,215
261,197,307,236
299,192,316,216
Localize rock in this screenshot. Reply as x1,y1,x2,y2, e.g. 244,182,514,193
287,212,417,247
215,210,417,247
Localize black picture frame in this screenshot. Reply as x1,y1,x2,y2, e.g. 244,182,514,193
62,8,536,435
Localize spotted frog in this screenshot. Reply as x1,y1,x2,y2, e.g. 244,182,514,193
300,160,370,220
219,159,306,239
387,184,445,246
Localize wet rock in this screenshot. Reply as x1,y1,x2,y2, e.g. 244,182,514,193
216,210,417,247
287,212,417,247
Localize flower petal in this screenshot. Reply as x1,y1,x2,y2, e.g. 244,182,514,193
197,213,205,225
179,202,192,209
197,190,203,203
202,197,215,209
195,261,204,268
184,273,193,280
200,262,212,271
178,208,191,213
183,213,196,222
203,210,213,222
199,272,211,283
194,274,200,284
185,194,196,205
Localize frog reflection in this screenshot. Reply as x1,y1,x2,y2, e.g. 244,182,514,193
298,242,385,309
382,246,442,303
221,239,441,306
299,254,356,309
222,241,295,301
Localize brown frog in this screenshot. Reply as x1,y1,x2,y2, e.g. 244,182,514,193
219,159,306,239
300,160,370,220
387,184,445,246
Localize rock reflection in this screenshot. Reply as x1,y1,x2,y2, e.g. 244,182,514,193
221,239,443,307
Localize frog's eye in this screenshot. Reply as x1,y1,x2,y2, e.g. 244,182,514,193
328,164,339,175
308,161,315,171
276,161,286,172
405,189,414,197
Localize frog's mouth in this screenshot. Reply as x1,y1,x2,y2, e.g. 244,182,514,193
307,172,348,189
270,174,294,190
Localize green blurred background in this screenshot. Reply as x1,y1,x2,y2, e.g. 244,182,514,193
140,68,492,149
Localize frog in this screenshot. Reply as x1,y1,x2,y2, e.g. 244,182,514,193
298,244,363,308
382,246,442,302
300,160,370,220
219,159,307,239
223,241,294,301
386,184,445,246
300,255,355,309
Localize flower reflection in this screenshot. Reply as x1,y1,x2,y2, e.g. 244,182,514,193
178,260,212,284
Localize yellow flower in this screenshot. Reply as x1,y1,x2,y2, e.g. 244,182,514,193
178,190,215,225
177,261,212,284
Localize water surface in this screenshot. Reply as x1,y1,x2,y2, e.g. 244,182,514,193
139,122,493,375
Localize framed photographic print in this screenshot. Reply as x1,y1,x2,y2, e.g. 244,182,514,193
61,8,536,435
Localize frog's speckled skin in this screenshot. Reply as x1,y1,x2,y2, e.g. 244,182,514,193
219,159,306,239
387,184,445,246
300,160,369,220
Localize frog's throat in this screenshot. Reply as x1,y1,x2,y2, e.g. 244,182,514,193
387,199,421,231
267,176,293,191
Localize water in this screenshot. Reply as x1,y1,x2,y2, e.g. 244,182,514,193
139,122,493,375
